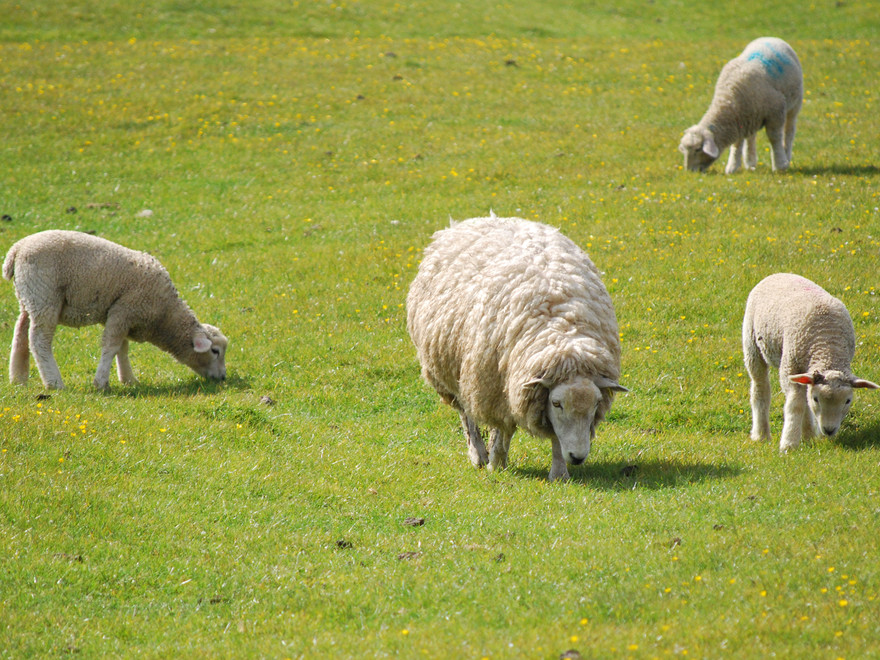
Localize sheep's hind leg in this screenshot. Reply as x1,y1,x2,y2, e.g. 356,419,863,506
459,411,488,468
783,110,798,163
487,428,512,471
9,309,31,385
765,111,790,171
29,320,64,389
745,353,772,441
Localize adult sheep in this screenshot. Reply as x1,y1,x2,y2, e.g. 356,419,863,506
679,37,803,174
743,273,878,452
3,229,227,390
406,215,626,481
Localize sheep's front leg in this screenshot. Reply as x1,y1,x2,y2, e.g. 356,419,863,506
780,384,807,452
9,309,31,385
725,140,745,174
548,437,570,482
29,320,64,389
802,399,820,440
487,428,512,471
744,133,758,170
459,411,488,468
94,317,129,389
115,339,137,385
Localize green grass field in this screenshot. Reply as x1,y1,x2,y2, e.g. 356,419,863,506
2,1,879,657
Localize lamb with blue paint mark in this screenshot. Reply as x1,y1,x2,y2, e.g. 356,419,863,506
679,37,803,173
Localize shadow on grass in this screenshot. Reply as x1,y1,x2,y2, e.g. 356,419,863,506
795,164,880,177
511,458,743,490
835,421,880,451
114,373,251,398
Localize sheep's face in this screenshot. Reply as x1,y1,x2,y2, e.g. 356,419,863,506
187,324,228,381
679,126,720,172
546,377,603,466
790,370,880,436
807,379,853,437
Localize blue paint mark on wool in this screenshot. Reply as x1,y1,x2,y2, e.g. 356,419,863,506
746,42,791,79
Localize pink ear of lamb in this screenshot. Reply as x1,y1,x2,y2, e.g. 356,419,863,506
703,135,720,159
789,373,815,385
193,332,212,353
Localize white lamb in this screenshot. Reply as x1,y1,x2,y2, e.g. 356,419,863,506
3,230,227,390
742,273,878,452
679,37,803,174
406,215,627,481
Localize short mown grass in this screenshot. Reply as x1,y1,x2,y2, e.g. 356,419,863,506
1,2,879,657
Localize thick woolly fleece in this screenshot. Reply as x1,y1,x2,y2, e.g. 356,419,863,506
3,230,227,389
406,216,622,442
680,37,803,173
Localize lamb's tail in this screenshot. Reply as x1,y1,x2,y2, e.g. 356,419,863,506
2,243,18,281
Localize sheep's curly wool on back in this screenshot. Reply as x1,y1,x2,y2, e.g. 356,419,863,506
407,216,621,439
744,273,855,376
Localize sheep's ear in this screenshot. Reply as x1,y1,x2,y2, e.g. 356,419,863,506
678,142,688,154
702,135,720,159
193,332,212,353
522,377,550,389
852,378,880,390
789,373,815,385
594,376,629,393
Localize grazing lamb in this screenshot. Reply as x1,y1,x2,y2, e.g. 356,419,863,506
742,273,878,452
406,215,627,481
3,230,227,389
679,37,803,174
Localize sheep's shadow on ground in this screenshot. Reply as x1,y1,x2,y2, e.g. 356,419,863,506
511,459,742,489
834,421,880,451
113,373,251,398
796,164,880,177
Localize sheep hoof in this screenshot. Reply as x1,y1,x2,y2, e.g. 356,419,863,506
487,457,508,472
548,468,570,482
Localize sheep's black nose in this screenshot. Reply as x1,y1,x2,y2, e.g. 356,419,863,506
569,454,587,466
823,426,838,436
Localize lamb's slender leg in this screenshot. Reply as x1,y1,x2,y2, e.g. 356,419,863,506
29,320,64,389
765,108,790,171
459,411,488,468
94,316,128,390
725,140,745,174
9,309,31,385
780,383,806,452
744,133,758,170
115,339,137,385
548,437,570,482
802,396,820,440
487,428,512,471
744,350,772,441
783,110,798,162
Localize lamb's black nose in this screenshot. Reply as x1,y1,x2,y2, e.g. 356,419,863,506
823,426,838,437
569,454,587,466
